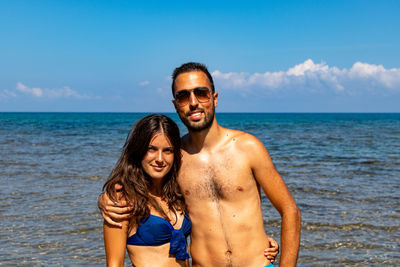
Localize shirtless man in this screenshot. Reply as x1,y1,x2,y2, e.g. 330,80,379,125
99,62,301,266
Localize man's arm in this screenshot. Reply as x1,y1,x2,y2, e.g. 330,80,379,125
246,135,301,266
98,184,133,227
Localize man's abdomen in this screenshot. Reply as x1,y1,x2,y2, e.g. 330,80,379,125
188,201,271,267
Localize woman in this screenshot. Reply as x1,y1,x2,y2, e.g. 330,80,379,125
103,114,190,267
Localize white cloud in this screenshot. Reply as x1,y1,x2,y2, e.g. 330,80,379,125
0,89,17,99
16,82,43,97
11,82,91,99
139,81,150,86
212,59,400,95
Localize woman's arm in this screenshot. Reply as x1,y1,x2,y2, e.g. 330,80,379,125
103,219,129,267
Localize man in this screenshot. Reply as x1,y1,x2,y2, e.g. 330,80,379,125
99,62,301,266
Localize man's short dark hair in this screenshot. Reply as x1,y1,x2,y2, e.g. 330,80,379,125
171,62,215,96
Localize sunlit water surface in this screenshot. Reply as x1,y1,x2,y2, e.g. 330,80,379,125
0,113,399,266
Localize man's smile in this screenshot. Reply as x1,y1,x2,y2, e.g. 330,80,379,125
188,110,204,120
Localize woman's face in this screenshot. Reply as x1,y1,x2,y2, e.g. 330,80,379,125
141,133,174,181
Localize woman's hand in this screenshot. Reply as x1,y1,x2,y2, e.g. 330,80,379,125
264,236,279,263
98,184,133,227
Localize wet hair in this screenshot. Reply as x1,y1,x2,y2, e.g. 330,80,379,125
103,114,184,225
171,62,215,96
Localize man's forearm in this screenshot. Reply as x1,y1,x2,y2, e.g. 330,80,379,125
279,207,301,266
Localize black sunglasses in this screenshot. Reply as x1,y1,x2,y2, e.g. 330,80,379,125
174,87,212,107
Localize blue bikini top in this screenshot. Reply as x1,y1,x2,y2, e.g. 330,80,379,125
127,213,191,260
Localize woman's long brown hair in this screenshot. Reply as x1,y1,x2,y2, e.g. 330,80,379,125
103,114,185,225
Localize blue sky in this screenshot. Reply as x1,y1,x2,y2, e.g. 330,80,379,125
1,0,399,112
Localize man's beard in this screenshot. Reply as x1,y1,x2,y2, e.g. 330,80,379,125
179,106,215,132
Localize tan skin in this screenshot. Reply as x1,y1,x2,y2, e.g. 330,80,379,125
103,133,189,267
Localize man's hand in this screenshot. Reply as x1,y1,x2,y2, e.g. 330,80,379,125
98,184,133,227
264,236,279,263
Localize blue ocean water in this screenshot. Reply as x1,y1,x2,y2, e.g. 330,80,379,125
0,112,399,266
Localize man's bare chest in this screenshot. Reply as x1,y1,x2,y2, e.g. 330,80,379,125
178,155,255,201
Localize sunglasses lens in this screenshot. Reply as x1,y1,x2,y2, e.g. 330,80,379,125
194,88,211,102
175,91,190,106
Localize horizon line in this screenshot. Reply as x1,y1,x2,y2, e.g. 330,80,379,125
1,111,399,114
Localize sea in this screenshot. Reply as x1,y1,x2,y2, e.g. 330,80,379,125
0,112,399,266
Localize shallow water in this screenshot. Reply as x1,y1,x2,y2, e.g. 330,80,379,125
0,112,399,266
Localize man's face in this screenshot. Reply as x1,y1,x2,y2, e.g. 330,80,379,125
172,71,218,132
